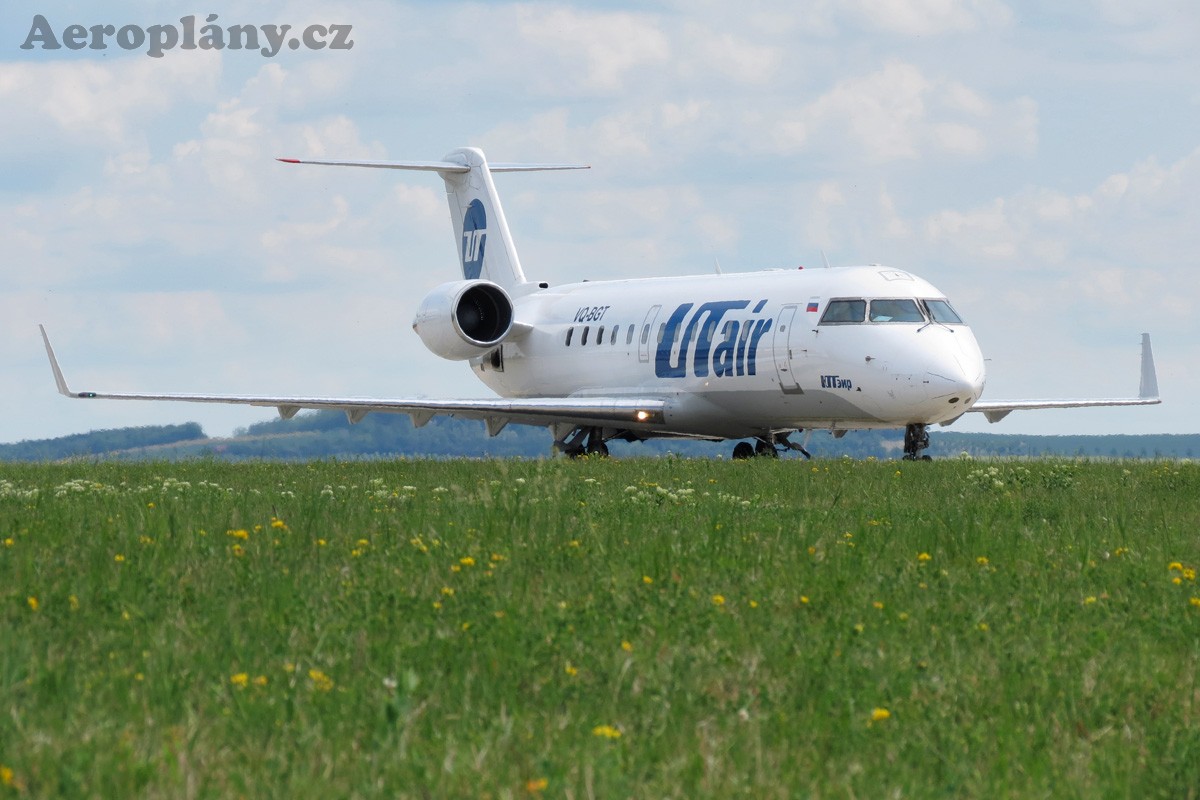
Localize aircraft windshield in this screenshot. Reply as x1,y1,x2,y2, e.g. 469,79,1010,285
819,297,965,326
869,299,924,322
819,299,866,324
923,298,963,324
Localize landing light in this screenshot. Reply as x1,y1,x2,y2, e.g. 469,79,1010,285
636,410,651,422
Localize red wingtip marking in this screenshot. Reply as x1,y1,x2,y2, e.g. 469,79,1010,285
277,157,301,163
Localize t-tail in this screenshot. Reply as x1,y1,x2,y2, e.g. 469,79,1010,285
277,147,587,289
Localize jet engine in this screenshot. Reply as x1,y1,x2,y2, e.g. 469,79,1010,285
412,280,514,361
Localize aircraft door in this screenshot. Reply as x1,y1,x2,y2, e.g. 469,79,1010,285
773,304,803,394
638,305,660,363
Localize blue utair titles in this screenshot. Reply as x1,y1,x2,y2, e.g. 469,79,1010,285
655,299,772,379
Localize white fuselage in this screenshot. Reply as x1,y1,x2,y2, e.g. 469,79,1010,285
465,265,986,439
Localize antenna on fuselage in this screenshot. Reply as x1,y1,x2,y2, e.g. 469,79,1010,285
713,257,723,275
821,250,831,269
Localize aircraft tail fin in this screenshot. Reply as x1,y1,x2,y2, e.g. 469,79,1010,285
277,148,587,289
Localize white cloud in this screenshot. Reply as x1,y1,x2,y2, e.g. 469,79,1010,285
843,0,1013,35
766,61,1037,163
514,7,670,94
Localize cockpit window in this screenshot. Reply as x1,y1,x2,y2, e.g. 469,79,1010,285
819,299,866,324
923,298,963,324
869,298,924,323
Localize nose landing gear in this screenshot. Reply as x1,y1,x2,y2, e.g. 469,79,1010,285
903,423,932,461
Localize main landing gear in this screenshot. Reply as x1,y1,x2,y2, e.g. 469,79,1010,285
731,432,812,460
555,426,609,458
903,423,932,461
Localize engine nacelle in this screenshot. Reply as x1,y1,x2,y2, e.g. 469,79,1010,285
412,280,515,361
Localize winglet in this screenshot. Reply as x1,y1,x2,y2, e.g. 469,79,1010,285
39,325,73,397
1139,333,1159,401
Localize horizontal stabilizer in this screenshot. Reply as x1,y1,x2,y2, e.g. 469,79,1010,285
276,158,588,174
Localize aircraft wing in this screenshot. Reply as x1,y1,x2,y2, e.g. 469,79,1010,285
961,333,1160,424
39,326,665,437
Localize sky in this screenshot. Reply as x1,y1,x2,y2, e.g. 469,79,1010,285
2,0,1197,445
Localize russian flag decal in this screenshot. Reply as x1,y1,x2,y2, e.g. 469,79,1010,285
806,302,819,312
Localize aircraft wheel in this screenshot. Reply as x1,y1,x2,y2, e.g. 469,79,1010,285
732,442,755,460
755,440,780,458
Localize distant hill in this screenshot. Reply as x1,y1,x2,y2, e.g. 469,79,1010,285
1,412,1197,461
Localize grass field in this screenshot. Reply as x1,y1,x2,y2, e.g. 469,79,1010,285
2,457,1198,798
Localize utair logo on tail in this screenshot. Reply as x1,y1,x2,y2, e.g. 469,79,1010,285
655,299,773,379
461,199,487,279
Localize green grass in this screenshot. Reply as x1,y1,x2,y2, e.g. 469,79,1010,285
2,458,1199,798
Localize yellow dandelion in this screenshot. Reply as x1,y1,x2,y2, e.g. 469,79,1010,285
592,724,622,739
460,556,475,567
1184,568,1197,581
1173,577,1183,586
800,595,810,604
308,669,334,692
253,675,268,687
1168,562,1183,572
114,554,125,563
853,623,865,634
227,529,249,540
917,552,932,562
270,518,287,529
976,556,989,566
872,601,885,610
1189,597,1200,608
230,672,249,688
27,596,39,612
748,599,759,608
146,502,155,509
564,663,578,676
432,601,442,610
440,586,455,596
870,707,891,723
1083,596,1097,605
642,575,654,585
712,594,726,606
317,538,327,547
230,544,245,557
68,595,79,611
3,538,13,547
1,765,14,787
526,777,549,792
977,622,989,632
620,640,633,652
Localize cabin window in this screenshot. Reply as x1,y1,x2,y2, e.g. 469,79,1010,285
869,298,924,323
581,326,590,345
657,323,666,344
565,327,574,346
611,326,619,345
819,299,866,324
641,325,650,345
596,325,605,345
627,324,635,345
923,298,963,324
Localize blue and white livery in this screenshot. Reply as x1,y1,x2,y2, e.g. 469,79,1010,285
40,147,1160,459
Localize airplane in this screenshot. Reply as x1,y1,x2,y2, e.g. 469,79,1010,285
39,146,1160,460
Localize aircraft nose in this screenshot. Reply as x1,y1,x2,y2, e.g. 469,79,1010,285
924,349,986,411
